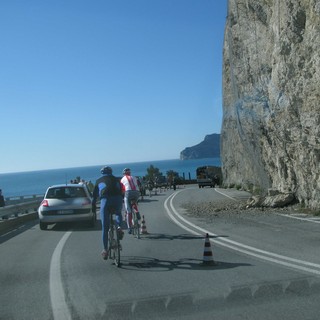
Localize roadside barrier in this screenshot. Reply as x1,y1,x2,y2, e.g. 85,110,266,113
201,233,215,266
5,194,44,206
0,200,41,219
0,200,41,234
140,215,149,234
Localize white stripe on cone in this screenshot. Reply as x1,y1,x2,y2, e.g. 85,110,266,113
140,215,148,234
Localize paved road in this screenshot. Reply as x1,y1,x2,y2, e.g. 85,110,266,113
1,185,320,319
170,187,320,274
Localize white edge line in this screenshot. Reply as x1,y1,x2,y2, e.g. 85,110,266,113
213,188,238,201
216,188,320,226
276,213,320,224
164,191,320,276
50,231,72,320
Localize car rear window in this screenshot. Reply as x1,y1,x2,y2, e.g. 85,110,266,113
46,187,87,199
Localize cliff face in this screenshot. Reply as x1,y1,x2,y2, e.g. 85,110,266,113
180,134,220,160
221,0,320,208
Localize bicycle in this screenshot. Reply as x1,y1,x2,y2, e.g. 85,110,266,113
107,209,122,267
128,199,141,239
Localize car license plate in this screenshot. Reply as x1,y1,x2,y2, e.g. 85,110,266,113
57,210,74,214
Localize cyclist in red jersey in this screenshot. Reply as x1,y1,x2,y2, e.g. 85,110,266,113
121,168,141,233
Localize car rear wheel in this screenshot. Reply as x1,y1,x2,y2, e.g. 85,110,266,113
39,221,48,230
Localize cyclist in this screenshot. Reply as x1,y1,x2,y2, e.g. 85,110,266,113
121,168,141,233
92,166,124,260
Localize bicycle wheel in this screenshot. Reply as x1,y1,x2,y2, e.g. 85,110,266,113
132,211,140,239
108,227,115,261
136,219,140,239
114,226,121,267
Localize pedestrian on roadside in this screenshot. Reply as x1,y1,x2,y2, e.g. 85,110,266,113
172,178,176,191
0,189,5,207
87,180,94,193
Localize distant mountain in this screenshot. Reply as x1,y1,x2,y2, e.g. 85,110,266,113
180,134,220,160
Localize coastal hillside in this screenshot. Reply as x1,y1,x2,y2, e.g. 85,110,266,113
221,0,320,208
180,134,220,160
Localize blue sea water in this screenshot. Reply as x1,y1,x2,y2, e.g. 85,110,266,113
0,158,220,198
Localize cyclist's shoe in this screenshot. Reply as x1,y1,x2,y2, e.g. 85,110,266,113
101,249,108,260
136,212,141,220
117,227,124,240
128,228,132,234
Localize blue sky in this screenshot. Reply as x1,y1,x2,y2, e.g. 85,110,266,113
0,0,227,174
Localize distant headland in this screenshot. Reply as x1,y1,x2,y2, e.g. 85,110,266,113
180,133,220,160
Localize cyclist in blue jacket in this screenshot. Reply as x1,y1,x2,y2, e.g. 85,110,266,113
92,166,124,260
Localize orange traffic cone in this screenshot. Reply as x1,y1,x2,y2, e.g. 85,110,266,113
202,233,215,266
140,215,149,234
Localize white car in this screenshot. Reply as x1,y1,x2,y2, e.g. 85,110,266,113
38,184,96,230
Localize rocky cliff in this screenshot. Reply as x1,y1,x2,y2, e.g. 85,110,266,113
221,0,320,209
180,134,220,160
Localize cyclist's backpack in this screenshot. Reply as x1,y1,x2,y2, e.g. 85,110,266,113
100,175,122,197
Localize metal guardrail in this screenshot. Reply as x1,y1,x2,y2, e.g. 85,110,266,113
0,200,42,219
4,194,44,206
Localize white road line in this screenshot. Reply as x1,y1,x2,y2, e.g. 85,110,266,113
276,213,320,224
213,188,238,201
164,191,320,276
50,231,72,320
216,188,320,226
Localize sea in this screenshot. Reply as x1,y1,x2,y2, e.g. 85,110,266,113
0,158,221,198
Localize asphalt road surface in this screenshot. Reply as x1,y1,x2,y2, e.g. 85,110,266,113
1,185,320,320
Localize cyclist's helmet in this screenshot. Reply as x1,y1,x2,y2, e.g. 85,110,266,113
101,166,112,175
123,168,131,175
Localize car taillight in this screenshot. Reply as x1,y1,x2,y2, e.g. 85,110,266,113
41,200,49,207
82,198,91,206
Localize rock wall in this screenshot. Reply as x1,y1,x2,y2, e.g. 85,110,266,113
221,0,320,208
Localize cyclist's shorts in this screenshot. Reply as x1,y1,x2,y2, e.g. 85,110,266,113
125,190,140,201
102,195,123,213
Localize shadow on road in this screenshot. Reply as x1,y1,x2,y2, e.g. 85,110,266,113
140,233,228,241
119,256,251,272
138,198,159,203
